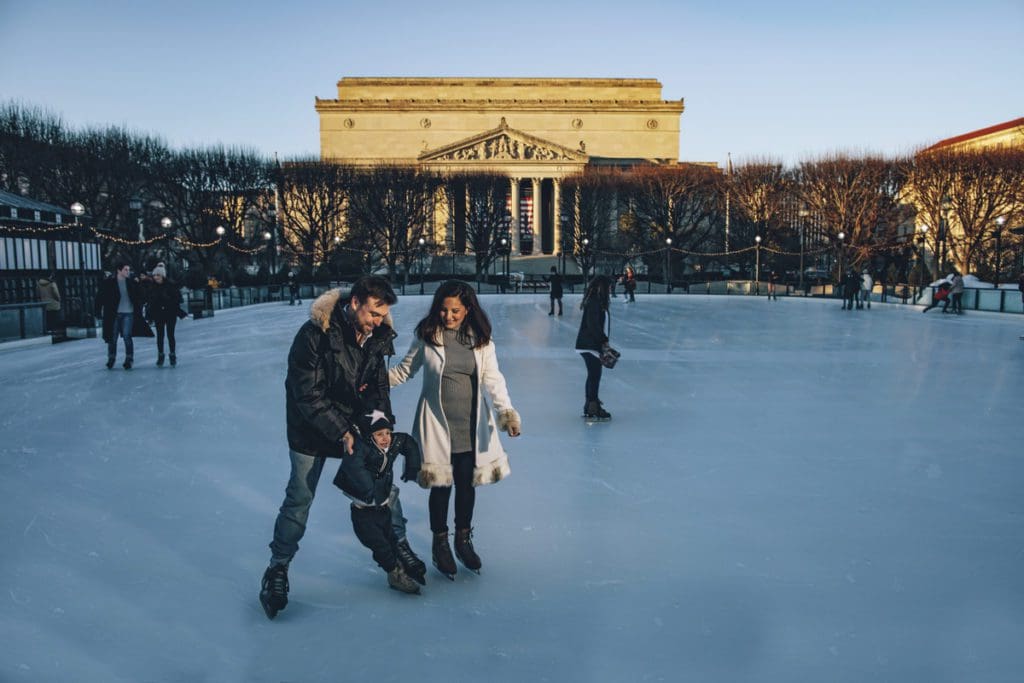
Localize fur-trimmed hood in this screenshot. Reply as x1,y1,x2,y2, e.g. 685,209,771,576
308,287,395,333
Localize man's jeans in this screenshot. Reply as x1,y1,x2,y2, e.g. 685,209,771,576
109,313,134,359
269,449,408,566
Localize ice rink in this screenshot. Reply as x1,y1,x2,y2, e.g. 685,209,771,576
2,291,1022,682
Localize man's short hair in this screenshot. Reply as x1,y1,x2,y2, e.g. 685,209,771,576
115,261,130,272
351,275,397,306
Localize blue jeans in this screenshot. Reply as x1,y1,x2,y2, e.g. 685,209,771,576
108,312,134,359
269,450,408,566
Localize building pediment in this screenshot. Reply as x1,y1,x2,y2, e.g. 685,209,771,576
418,118,588,164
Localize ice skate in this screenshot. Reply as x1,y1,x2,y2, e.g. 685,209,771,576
432,531,457,581
259,564,289,620
395,539,426,586
454,528,482,574
387,565,421,595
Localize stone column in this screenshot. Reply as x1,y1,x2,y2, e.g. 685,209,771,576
509,177,521,255
531,177,542,252
552,178,562,257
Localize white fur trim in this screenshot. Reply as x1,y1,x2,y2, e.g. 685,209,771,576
498,408,521,434
473,456,511,486
418,462,453,489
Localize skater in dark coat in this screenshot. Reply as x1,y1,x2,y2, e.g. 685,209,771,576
259,276,426,619
841,271,860,310
94,262,150,370
575,275,613,420
548,266,563,316
145,265,185,366
334,413,423,594
622,266,637,302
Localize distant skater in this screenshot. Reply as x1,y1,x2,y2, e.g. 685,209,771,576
922,282,952,313
859,269,873,309
576,275,613,421
548,266,563,316
622,266,637,303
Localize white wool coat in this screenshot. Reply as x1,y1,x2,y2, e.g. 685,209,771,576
389,335,519,488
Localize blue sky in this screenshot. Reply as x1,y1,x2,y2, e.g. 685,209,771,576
2,0,1021,166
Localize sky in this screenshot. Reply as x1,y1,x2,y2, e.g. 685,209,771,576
1,0,1022,167
2,292,1023,681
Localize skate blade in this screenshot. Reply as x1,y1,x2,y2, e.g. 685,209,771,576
259,596,280,620
389,584,421,595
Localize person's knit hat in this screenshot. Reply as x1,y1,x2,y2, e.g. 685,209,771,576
362,409,393,434
152,265,167,278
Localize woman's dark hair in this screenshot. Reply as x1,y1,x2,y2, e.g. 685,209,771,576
415,280,491,348
581,275,612,310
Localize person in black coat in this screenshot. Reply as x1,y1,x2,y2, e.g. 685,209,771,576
574,275,613,420
260,276,425,619
548,266,563,316
333,413,422,594
94,262,150,370
145,265,184,367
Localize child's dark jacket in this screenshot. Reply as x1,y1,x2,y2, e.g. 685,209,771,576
333,432,421,506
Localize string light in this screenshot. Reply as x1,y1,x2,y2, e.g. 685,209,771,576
0,223,75,235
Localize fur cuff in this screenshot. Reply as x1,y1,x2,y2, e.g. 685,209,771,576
498,408,521,434
473,456,511,486
417,462,453,489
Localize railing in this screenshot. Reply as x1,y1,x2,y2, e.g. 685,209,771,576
0,302,47,342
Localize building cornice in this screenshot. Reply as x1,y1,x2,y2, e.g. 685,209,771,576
316,99,684,113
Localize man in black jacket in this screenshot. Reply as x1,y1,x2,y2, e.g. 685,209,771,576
94,262,144,369
260,276,425,619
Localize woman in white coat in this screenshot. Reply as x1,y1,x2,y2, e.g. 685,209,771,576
389,280,521,580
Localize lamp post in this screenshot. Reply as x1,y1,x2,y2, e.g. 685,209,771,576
70,202,87,325
797,206,809,292
939,195,952,276
419,237,427,294
581,237,591,289
837,231,846,296
665,237,673,293
754,235,762,295
263,231,273,284
994,216,1005,288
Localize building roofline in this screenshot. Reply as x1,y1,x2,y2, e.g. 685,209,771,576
923,117,1024,151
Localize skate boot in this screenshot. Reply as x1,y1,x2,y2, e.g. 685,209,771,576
106,356,115,370
584,400,611,421
387,565,421,594
169,353,177,367
259,564,289,619
157,353,165,367
454,528,482,573
395,538,427,585
432,531,457,581
123,356,133,370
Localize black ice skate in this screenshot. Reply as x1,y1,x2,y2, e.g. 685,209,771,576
396,539,427,585
583,401,612,422
454,528,482,574
260,564,289,620
432,531,457,581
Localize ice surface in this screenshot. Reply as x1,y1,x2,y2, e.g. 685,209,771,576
2,293,1023,682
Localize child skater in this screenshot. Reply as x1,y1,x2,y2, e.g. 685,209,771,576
334,412,423,594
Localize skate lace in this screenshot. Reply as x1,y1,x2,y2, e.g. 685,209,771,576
268,567,289,596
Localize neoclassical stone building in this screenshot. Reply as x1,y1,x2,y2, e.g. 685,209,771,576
315,77,684,255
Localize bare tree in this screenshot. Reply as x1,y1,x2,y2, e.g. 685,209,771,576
441,172,512,282
274,159,355,277
794,155,909,277
559,169,624,276
911,147,1024,274
0,102,65,197
345,164,439,282
618,164,724,281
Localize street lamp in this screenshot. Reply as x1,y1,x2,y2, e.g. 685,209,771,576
581,238,591,289
939,195,952,276
994,216,1006,287
665,237,673,293
419,236,427,294
837,231,846,296
797,206,809,292
70,202,88,325
215,225,226,237
754,235,762,295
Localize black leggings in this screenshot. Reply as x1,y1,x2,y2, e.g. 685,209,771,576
429,451,475,533
581,352,603,403
155,318,177,355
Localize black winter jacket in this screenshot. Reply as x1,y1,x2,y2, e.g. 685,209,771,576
574,294,608,352
94,275,146,343
333,432,421,505
146,280,183,323
285,288,396,459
